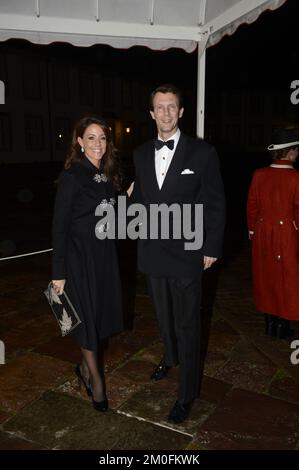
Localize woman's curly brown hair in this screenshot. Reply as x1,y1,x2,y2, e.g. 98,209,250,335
64,116,122,191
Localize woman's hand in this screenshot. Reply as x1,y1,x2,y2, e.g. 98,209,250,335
126,182,134,197
52,279,66,295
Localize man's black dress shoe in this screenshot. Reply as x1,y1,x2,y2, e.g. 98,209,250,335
150,360,171,381
168,400,192,424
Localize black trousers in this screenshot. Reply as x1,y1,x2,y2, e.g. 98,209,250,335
148,275,202,403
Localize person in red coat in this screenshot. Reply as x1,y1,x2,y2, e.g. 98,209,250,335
247,128,299,339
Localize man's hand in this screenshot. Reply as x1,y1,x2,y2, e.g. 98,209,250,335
52,280,66,295
203,256,217,270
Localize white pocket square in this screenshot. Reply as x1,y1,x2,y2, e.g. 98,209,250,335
181,169,194,175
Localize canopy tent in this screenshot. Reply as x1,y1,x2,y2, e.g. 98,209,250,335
0,0,286,135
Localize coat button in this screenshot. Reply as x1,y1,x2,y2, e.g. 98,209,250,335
277,255,281,259
279,220,283,225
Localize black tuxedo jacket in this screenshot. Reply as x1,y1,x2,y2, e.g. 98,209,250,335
131,133,226,278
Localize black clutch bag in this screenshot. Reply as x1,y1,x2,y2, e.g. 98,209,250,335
44,282,82,336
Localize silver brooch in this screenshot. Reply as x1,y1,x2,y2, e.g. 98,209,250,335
93,173,107,183
99,198,116,209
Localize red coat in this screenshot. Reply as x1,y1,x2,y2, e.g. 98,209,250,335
247,160,299,320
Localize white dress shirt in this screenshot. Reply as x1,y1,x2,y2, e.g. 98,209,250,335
155,129,180,189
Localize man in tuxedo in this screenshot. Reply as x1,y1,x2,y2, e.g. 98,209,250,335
131,84,225,423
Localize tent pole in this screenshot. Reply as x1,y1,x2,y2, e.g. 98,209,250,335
0,80,4,104
196,45,206,138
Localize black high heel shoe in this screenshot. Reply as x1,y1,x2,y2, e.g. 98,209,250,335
92,395,108,412
75,365,92,397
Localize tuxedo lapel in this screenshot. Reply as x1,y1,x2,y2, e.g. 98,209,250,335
143,141,160,199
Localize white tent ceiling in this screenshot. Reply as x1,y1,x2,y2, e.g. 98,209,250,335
0,0,286,52
0,0,287,134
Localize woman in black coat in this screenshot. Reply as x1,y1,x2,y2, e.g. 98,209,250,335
51,116,123,412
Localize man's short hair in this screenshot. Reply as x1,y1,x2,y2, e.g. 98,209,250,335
150,84,183,110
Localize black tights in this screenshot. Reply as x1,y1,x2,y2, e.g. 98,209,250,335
80,348,106,402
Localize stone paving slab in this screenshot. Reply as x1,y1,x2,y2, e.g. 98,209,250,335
123,315,160,349
110,355,179,396
11,286,49,308
111,358,158,385
34,336,82,365
193,388,299,450
0,272,49,297
0,353,74,413
0,307,37,332
1,316,60,360
269,373,299,405
105,374,145,409
0,431,45,450
119,385,215,435
199,376,232,405
105,314,157,358
0,295,21,315
135,341,164,364
211,317,239,335
0,409,11,425
213,339,277,393
206,325,239,355
203,350,230,377
55,376,92,403
57,371,145,410
134,294,155,317
112,415,191,450
103,336,144,373
253,336,299,383
3,391,191,450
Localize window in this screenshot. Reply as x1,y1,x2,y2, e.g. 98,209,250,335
272,93,286,115
55,117,71,150
102,76,114,109
248,124,264,147
22,59,41,100
0,53,8,96
225,93,242,116
25,115,44,151
248,93,264,116
52,64,70,103
0,113,12,151
224,123,241,148
79,70,94,105
122,80,132,108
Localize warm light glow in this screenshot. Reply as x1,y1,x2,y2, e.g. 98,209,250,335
125,127,131,133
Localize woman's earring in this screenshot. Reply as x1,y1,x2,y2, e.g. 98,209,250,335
81,147,84,153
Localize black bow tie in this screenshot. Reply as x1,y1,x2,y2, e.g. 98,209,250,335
154,139,174,151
